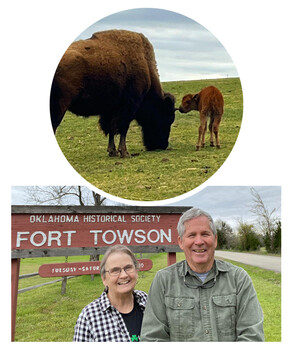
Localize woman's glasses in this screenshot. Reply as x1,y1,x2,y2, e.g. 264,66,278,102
105,264,136,277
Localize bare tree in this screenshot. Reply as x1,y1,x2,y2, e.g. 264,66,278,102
24,186,106,206
250,187,279,252
92,191,106,206
24,185,107,289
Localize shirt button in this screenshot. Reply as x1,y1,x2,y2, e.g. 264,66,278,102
205,330,209,334
202,306,207,310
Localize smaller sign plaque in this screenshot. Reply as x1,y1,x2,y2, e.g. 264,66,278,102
38,259,153,277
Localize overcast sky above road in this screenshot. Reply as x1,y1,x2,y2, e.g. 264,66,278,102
167,186,281,228
11,185,281,230
73,8,238,82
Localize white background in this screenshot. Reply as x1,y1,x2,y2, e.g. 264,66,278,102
3,0,291,351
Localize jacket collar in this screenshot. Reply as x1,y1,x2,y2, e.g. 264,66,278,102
99,290,112,312
179,259,229,278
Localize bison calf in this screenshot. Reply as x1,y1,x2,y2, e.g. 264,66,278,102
179,86,224,150
50,29,175,158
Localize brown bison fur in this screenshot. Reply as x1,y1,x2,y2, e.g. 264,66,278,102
50,30,175,157
179,86,224,150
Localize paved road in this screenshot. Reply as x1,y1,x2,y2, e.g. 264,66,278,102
215,251,281,273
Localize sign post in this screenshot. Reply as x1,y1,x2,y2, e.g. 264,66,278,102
11,258,20,342
11,205,190,341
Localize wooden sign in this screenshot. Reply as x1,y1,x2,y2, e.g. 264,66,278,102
38,259,153,277
11,206,190,342
12,206,189,258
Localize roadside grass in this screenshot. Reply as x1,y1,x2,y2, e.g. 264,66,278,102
219,259,281,342
15,252,280,342
55,78,242,201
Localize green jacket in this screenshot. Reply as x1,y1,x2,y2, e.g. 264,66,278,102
140,259,264,342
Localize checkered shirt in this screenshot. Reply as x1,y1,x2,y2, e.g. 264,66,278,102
73,290,147,342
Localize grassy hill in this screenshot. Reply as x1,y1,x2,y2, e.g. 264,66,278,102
55,78,243,201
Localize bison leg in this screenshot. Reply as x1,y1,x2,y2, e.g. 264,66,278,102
213,114,222,148
118,134,130,158
107,133,118,157
117,119,131,158
209,119,214,147
196,113,207,151
201,120,207,148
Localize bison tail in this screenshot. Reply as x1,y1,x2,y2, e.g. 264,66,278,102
50,80,65,133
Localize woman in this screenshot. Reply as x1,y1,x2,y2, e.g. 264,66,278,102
73,245,147,342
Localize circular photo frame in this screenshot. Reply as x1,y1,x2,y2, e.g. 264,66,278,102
50,8,243,203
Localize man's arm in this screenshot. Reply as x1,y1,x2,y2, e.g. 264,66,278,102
140,271,170,341
235,268,265,341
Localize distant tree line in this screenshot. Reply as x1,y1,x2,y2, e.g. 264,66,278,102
215,219,281,254
215,187,281,254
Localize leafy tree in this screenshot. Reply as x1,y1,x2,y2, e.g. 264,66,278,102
237,222,261,251
266,221,281,253
274,221,281,253
215,220,236,249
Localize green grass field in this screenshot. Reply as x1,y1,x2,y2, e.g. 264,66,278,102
55,78,243,201
15,252,280,342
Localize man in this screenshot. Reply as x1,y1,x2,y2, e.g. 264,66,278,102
140,207,265,342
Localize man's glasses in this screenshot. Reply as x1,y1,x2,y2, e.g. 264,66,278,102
105,264,136,277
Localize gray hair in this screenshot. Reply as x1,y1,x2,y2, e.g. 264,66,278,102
177,207,217,238
100,245,139,277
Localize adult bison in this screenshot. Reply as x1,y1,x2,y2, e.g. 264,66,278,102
179,86,224,150
50,29,176,157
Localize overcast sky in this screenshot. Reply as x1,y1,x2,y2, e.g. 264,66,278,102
168,185,281,228
10,4,280,233
11,185,280,230
73,8,238,82
5,2,289,242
